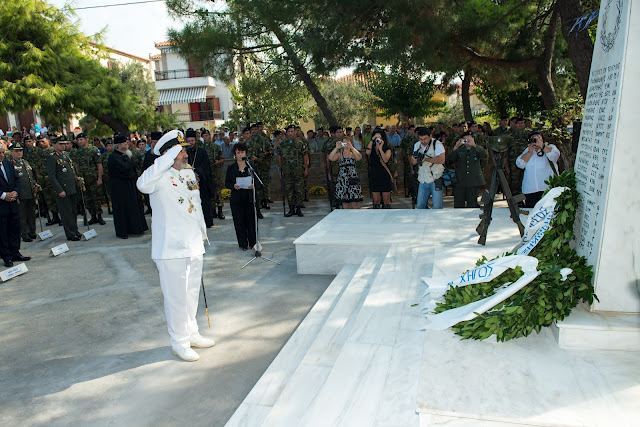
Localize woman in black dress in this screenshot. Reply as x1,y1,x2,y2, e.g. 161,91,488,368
225,143,256,250
365,128,393,208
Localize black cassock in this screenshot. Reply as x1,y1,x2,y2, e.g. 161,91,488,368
187,146,214,228
108,150,148,238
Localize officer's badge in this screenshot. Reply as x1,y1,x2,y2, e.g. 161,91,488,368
177,132,184,143
187,197,195,213
178,197,184,204
186,179,199,191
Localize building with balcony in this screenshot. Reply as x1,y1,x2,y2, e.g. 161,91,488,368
150,41,235,129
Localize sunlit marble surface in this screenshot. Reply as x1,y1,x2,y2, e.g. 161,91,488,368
416,327,640,426
295,208,524,275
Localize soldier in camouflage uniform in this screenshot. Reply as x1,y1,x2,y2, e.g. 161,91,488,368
506,118,529,195
322,126,343,209
10,143,38,241
256,124,274,208
295,126,310,203
279,125,308,217
69,133,105,225
23,135,43,218
247,125,266,218
203,130,226,219
491,115,510,136
36,136,60,225
399,125,418,201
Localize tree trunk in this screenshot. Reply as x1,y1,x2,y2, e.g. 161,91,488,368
536,8,560,110
271,26,338,127
93,113,130,135
461,67,473,122
557,0,594,100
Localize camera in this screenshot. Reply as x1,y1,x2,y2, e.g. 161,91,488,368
375,137,382,144
413,150,425,162
528,136,537,144
341,142,347,147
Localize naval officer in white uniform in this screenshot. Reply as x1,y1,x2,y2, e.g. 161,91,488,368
137,130,215,361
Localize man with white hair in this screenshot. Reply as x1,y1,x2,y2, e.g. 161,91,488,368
137,130,215,362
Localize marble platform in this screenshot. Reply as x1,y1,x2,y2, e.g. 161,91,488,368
228,208,639,426
294,208,524,275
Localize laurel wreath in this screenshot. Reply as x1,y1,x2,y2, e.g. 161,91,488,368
434,171,596,341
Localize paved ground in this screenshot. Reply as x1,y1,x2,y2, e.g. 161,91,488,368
0,193,510,426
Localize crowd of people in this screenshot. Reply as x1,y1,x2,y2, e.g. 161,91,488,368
0,116,561,267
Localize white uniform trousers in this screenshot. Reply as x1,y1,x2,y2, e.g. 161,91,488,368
154,255,203,350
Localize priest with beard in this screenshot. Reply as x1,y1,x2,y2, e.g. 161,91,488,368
185,129,214,228
108,134,148,239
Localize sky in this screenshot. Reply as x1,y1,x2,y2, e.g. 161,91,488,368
49,0,185,60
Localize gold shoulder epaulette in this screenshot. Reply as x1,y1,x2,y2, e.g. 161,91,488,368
184,164,193,169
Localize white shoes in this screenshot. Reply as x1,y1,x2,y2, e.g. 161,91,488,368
190,333,216,348
172,346,200,362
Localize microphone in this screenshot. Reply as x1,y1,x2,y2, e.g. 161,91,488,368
241,156,247,160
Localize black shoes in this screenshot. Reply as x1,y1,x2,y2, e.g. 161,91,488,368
22,236,33,242
97,215,106,225
13,254,31,262
217,207,225,219
68,235,81,241
295,206,304,217
262,200,270,210
88,216,98,225
266,198,274,203
4,259,13,267
284,206,295,217
46,213,61,226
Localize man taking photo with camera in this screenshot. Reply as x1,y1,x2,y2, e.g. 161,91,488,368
409,127,446,209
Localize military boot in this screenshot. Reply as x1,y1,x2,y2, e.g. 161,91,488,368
88,215,98,225
97,214,106,225
296,206,304,217
46,212,61,226
262,199,270,210
217,206,225,220
284,205,295,217
382,204,392,209
372,204,381,209
256,204,263,219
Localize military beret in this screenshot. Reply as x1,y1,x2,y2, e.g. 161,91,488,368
23,134,34,141
150,131,163,141
202,129,210,135
9,142,23,150
76,132,87,139
461,131,473,137
154,129,188,156
242,127,251,133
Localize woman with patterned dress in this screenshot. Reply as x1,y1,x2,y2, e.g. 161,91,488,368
328,137,363,209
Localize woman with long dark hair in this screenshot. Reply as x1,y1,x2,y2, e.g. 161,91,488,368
365,128,393,208
225,143,256,250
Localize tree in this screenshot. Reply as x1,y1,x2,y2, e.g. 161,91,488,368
473,79,545,119
227,62,313,129
0,0,173,135
311,79,373,129
166,0,351,126
363,68,445,121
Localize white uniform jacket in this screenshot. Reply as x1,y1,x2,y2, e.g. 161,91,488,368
137,145,208,260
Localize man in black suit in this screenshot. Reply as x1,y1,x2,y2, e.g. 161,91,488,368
0,144,31,267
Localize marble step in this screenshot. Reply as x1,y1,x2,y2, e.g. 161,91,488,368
299,245,423,427
225,263,359,427
262,256,383,426
551,303,640,351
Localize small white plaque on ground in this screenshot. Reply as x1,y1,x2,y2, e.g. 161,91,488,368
82,229,97,240
50,243,70,256
0,263,28,282
38,230,53,240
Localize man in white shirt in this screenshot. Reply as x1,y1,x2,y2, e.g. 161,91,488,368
516,131,560,208
136,130,215,362
410,127,446,209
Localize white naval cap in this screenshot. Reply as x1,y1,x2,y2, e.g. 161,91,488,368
154,129,189,156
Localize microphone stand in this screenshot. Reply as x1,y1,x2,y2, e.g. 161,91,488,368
242,158,279,269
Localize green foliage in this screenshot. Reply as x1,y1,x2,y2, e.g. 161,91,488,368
79,115,112,138
228,63,313,129
312,79,373,129
0,0,174,134
436,170,595,341
364,69,444,120
473,79,545,119
435,100,465,126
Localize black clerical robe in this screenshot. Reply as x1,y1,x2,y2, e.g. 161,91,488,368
186,146,214,227
108,150,148,238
